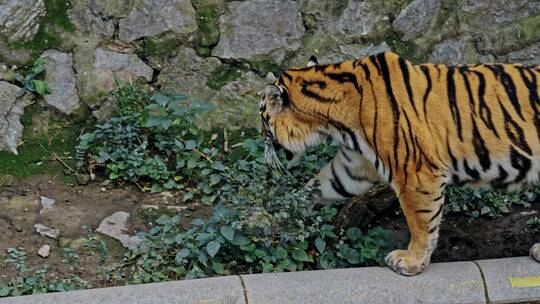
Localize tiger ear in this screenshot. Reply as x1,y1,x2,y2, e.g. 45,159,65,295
307,56,318,67
264,85,286,112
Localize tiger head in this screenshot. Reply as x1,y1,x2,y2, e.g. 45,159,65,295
260,56,331,170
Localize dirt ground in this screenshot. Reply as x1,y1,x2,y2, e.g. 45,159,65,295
371,200,540,263
0,174,539,289
0,175,212,288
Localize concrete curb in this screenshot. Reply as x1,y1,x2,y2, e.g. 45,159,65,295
0,257,538,304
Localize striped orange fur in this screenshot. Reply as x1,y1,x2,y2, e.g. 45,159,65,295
260,52,540,275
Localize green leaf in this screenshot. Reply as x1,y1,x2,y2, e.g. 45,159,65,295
184,140,197,150
291,249,312,262
206,240,221,258
209,174,221,186
175,248,190,264
156,215,170,225
211,162,227,171
274,246,288,259
211,262,226,274
346,227,362,241
32,80,51,95
220,225,235,241
231,234,250,246
315,237,326,253
201,195,217,205
0,284,10,297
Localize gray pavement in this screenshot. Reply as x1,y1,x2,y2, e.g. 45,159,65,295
476,257,540,304
1,256,539,304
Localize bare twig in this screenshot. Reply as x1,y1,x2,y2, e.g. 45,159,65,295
224,128,229,153
52,153,76,173
193,148,213,163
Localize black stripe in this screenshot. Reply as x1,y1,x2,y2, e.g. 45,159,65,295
330,161,355,198
377,53,401,181
341,148,352,163
433,194,444,201
369,55,382,76
325,72,362,95
471,117,491,171
459,66,476,114
517,67,540,141
416,209,432,213
428,226,439,234
486,65,524,119
498,100,532,155
282,72,293,82
386,155,393,182
473,71,500,138
447,66,463,141
303,80,327,89
430,205,443,222
301,85,334,103
510,147,531,183
463,159,480,180
491,165,509,189
420,65,432,122
344,165,368,182
399,57,419,116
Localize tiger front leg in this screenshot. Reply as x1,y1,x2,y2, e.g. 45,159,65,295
307,148,380,204
385,177,446,276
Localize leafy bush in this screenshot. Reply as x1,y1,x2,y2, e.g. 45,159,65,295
0,248,86,297
445,186,538,218
75,86,395,284
77,91,218,196
107,182,393,284
110,83,149,117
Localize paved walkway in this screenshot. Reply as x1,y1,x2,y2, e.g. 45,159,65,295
1,257,538,304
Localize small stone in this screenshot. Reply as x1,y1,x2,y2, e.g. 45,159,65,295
39,196,55,214
37,245,50,258
34,223,60,239
0,81,34,154
166,205,187,212
76,173,90,185
141,204,159,210
100,187,106,192
531,243,540,262
96,211,141,249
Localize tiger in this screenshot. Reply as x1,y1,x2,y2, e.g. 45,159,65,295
259,52,540,275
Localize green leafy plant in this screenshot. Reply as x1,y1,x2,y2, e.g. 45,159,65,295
445,186,538,218
0,248,86,297
77,90,217,196
526,216,540,233
110,83,149,117
13,58,51,97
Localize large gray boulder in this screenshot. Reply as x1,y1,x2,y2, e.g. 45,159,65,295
0,82,33,154
506,42,540,65
76,47,154,105
428,38,466,65
392,0,441,41
462,0,540,27
208,71,266,129
68,0,115,37
156,47,221,100
40,50,80,115
0,0,46,43
213,0,305,63
118,0,198,42
325,0,385,37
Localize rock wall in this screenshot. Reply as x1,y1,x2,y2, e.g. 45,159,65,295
0,0,539,153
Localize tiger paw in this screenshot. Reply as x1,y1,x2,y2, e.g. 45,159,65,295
385,249,428,276
531,243,540,262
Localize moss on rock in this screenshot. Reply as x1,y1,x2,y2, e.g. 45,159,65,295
192,0,225,49
206,64,244,90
